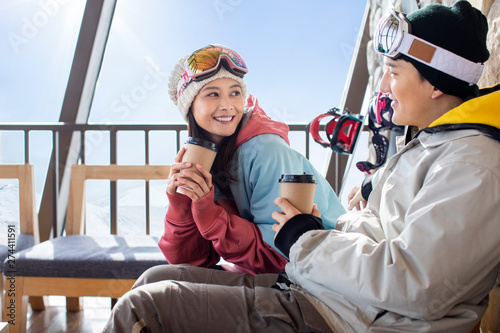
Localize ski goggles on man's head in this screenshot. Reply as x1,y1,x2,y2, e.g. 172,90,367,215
186,44,248,81
374,10,484,84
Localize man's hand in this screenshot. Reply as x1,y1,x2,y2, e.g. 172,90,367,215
272,198,320,237
347,185,367,211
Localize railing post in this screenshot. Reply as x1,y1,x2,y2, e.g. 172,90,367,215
24,130,30,164
52,131,60,238
110,128,117,234
145,130,151,235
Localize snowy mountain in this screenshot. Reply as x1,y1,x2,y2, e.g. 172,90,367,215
0,183,21,225
84,183,169,237
0,182,27,246
0,181,169,244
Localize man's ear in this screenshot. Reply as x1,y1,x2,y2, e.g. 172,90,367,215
431,87,444,99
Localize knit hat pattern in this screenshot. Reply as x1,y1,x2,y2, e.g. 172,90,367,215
168,55,247,121
403,0,489,99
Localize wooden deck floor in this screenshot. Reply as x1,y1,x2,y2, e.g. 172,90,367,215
27,297,111,333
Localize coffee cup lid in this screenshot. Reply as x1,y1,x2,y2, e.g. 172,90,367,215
279,173,317,183
186,137,218,152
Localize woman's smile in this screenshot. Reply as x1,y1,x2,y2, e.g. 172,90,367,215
213,115,235,123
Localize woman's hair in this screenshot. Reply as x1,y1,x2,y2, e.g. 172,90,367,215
187,110,242,197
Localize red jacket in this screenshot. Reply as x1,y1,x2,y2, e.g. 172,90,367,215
158,95,289,275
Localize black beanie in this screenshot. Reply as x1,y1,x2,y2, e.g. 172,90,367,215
402,0,489,100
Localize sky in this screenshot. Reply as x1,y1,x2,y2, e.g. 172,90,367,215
0,0,368,199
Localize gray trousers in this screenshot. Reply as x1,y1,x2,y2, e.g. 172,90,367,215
102,264,332,333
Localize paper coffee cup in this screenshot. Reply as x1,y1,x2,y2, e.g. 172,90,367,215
180,137,218,191
279,173,317,214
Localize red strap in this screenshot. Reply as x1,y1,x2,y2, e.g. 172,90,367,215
308,112,339,148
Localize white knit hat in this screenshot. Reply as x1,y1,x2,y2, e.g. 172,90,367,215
168,55,248,121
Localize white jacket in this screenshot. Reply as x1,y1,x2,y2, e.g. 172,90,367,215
286,86,500,332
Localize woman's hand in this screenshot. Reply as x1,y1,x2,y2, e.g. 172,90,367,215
176,164,213,201
167,147,189,196
166,148,212,200
272,198,320,237
347,185,367,211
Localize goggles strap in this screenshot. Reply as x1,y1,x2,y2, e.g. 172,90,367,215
308,112,338,148
398,33,484,84
355,133,389,174
309,108,363,154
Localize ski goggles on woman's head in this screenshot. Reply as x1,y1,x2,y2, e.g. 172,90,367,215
374,10,484,84
177,44,248,99
185,44,248,82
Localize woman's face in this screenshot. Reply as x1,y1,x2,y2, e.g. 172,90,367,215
191,78,245,144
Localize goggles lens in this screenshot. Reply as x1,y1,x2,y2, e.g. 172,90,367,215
187,45,248,81
375,12,402,55
177,44,248,99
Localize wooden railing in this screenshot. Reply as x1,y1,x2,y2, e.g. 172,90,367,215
0,122,326,239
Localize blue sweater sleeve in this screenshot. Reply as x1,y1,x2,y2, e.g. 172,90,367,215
231,134,345,256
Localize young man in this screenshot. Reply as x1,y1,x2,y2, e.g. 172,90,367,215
103,2,499,332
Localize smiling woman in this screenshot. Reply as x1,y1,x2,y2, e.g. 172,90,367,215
157,42,346,276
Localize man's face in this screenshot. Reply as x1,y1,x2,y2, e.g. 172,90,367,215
379,57,437,129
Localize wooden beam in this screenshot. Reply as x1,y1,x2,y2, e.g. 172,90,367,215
324,1,370,193
38,0,117,240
